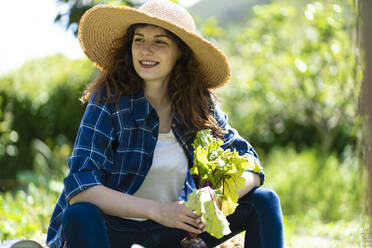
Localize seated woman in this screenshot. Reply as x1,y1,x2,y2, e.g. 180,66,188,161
47,0,284,247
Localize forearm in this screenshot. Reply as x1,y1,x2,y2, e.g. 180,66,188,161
69,185,159,219
237,171,261,198
69,184,205,233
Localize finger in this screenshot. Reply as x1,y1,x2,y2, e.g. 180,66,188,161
195,217,203,224
177,201,198,215
192,211,201,217
195,218,205,226
195,217,205,230
182,208,200,218
180,215,200,228
199,222,205,230
178,222,202,234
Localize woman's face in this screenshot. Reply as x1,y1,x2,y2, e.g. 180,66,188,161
132,25,181,85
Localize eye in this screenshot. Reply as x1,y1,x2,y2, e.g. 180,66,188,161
155,40,167,45
134,38,144,43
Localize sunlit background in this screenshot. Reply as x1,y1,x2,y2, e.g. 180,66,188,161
0,0,369,247
0,0,81,73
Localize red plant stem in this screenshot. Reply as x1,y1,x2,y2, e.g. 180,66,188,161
222,178,225,195
196,160,202,189
207,187,219,218
215,176,225,189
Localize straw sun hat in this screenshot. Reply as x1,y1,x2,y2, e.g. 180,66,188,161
78,0,230,89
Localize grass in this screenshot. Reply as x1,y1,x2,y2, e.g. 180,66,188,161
217,216,370,248
283,216,370,248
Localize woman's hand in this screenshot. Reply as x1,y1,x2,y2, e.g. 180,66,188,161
150,201,205,234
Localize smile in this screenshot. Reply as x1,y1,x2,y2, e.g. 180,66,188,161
140,60,159,67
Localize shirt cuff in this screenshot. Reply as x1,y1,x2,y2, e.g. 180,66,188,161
242,153,264,185
63,170,103,203
246,169,265,186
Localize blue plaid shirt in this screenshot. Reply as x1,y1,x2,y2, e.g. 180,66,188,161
46,90,264,248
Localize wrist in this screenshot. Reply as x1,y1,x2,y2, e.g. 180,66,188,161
147,200,161,220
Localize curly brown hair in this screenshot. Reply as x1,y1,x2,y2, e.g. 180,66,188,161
81,24,226,137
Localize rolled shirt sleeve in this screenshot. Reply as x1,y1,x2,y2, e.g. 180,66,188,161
213,104,265,185
64,93,115,203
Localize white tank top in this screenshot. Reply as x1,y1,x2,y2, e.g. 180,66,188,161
125,129,188,221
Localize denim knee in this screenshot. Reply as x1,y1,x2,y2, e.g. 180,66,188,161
62,202,110,248
240,187,284,248
239,187,283,227
62,202,104,227
241,187,280,208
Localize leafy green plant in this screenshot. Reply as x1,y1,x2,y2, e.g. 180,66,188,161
0,183,60,241
185,130,262,238
0,54,95,189
263,147,366,221
215,1,361,156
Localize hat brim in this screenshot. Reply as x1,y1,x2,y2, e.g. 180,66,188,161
78,5,230,89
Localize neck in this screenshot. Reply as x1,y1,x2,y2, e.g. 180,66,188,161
144,79,170,110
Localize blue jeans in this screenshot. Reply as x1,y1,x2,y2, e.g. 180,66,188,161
62,187,283,248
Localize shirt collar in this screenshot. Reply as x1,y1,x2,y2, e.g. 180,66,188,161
130,90,153,124
130,89,183,126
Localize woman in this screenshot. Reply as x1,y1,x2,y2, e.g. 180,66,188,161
47,0,284,247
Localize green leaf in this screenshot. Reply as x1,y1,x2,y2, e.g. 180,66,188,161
221,175,245,216
220,196,238,217
188,129,263,237
185,187,231,239
252,160,263,173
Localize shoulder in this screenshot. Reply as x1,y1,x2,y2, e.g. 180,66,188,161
213,103,229,128
88,90,133,113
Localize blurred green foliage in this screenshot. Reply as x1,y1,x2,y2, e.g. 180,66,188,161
0,54,96,189
0,183,60,241
216,1,362,156
264,147,366,221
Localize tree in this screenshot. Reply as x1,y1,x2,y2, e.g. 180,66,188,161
361,0,372,222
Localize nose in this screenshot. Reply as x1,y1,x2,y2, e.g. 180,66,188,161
140,42,153,55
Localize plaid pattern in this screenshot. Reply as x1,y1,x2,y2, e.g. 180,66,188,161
46,90,263,248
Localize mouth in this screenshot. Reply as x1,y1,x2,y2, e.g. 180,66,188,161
139,60,159,68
